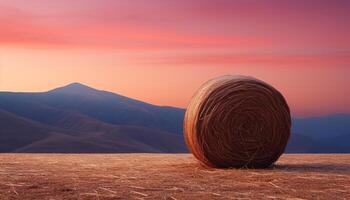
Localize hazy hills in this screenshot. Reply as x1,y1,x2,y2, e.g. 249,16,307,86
0,83,349,153
0,108,187,153
0,83,184,134
287,114,350,153
0,83,187,153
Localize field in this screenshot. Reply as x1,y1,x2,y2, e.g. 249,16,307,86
0,154,349,200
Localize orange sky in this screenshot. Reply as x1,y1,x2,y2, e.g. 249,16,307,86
0,0,349,117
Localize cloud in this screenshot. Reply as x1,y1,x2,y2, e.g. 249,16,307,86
0,5,272,50
0,0,349,51
144,52,350,67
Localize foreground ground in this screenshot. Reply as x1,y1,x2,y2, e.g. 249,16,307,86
0,154,349,199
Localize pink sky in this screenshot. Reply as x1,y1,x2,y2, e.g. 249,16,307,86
0,0,349,117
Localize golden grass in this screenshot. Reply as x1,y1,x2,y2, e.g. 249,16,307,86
0,154,349,199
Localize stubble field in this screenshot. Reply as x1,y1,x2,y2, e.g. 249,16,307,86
0,154,349,200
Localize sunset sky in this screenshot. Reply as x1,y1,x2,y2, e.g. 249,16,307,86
0,0,349,117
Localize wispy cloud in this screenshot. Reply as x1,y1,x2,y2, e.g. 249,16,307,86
144,52,350,66
0,0,349,51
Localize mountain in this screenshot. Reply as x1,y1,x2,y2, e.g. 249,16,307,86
0,82,349,153
0,109,56,152
287,114,350,153
0,108,187,153
0,83,185,134
293,114,350,138
285,134,318,153
0,83,187,153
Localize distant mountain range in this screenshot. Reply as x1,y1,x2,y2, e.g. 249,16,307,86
0,83,349,153
0,83,186,153
288,114,350,153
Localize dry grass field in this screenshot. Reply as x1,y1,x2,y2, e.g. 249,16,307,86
0,154,349,200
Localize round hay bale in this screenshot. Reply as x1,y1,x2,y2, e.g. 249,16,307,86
184,75,291,168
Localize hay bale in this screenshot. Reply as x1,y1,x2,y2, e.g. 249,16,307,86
184,75,291,168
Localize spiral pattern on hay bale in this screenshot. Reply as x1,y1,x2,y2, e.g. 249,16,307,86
184,75,291,168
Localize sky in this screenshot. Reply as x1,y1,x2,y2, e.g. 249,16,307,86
0,0,349,117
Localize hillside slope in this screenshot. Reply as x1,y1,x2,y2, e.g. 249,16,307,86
0,109,187,153
0,83,185,135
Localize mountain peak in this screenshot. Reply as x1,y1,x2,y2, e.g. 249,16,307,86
65,82,91,88
49,82,99,94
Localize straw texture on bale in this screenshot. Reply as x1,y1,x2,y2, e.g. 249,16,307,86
184,75,291,168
